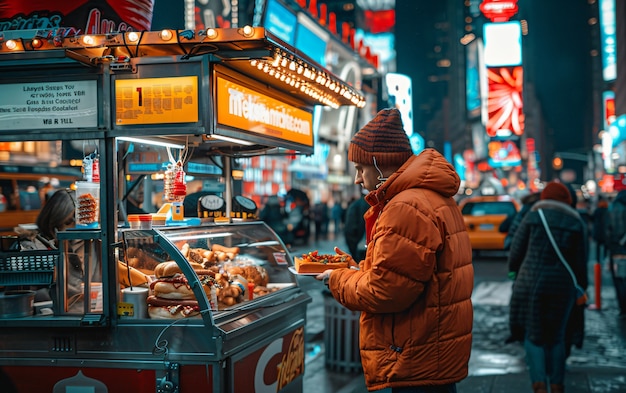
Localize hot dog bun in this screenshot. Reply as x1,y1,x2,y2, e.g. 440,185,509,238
118,261,151,287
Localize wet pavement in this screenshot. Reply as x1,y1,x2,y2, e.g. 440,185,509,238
293,236,626,393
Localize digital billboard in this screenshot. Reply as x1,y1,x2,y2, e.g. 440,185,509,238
483,21,522,67
486,66,524,137
262,0,297,45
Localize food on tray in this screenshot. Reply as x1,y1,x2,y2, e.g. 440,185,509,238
125,247,162,274
294,250,349,274
179,242,240,266
224,264,269,287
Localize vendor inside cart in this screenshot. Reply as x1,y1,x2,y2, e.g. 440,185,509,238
14,189,99,309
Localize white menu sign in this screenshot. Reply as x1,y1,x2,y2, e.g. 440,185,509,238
0,80,98,131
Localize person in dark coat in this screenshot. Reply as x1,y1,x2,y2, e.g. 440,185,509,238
343,193,369,261
502,191,541,251
508,181,588,393
592,196,609,263
605,189,626,316
259,195,287,241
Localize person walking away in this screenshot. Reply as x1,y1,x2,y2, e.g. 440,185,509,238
331,199,344,235
343,191,369,262
503,191,541,251
605,189,626,317
259,195,288,241
312,200,329,241
316,108,474,392
507,181,588,393
592,196,609,263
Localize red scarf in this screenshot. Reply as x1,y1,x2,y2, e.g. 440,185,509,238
364,204,382,244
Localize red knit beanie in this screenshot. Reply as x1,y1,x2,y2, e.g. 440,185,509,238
348,108,414,167
541,182,573,206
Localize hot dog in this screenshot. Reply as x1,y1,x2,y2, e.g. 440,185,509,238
148,262,215,319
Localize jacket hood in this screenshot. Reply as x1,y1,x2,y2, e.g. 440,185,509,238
366,148,459,206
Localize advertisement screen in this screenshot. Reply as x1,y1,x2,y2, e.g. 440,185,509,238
466,40,481,117
487,140,521,168
0,0,154,33
295,13,328,66
485,66,524,137
263,0,297,45
483,21,522,67
599,0,617,81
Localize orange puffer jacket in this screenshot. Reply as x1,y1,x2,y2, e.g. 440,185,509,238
328,149,474,391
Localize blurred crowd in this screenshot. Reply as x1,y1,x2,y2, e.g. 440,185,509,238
258,188,368,256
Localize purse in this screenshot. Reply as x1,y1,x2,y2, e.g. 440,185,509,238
538,209,588,306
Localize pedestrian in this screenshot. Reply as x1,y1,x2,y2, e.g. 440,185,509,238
312,200,329,241
259,195,287,241
592,196,609,263
605,189,626,317
502,191,541,251
331,199,344,235
507,181,588,393
316,108,474,392
343,191,369,262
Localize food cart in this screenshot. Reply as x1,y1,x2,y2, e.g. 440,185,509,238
0,27,365,392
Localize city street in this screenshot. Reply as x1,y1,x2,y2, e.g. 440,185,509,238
294,240,626,393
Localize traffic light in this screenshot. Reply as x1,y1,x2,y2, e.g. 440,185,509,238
552,156,563,170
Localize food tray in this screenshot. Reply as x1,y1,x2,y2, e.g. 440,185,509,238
0,250,59,286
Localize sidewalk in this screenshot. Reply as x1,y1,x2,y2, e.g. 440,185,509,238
296,237,626,393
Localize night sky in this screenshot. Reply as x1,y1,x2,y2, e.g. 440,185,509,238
520,0,595,153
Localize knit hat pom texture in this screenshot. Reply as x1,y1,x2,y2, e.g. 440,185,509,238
348,108,413,167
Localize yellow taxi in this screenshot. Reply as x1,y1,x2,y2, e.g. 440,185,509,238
458,195,520,252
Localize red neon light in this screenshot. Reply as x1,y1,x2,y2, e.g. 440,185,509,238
480,0,519,22
485,66,524,137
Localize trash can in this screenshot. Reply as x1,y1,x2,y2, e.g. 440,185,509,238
323,290,361,373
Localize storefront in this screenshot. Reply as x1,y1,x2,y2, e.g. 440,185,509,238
0,27,364,392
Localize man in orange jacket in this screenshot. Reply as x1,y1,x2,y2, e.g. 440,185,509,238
317,108,474,392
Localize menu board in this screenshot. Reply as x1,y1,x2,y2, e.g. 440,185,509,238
0,80,98,131
115,76,199,125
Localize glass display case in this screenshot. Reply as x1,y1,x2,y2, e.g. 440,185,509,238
118,221,298,323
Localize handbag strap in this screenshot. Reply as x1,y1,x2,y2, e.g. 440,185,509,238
537,208,580,288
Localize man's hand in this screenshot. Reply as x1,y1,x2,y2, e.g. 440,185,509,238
315,269,333,284
334,246,357,268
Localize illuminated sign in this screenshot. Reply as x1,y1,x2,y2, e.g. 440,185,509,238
0,80,98,131
603,90,616,130
295,12,329,66
479,0,519,22
0,0,153,33
264,0,297,45
485,66,524,137
215,77,314,147
466,40,481,117
599,0,617,81
115,76,199,125
487,140,521,168
483,21,522,67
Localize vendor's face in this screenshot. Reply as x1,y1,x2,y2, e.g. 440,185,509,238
354,163,379,192
59,212,75,232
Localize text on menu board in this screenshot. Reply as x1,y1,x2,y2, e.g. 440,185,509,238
0,80,98,131
115,76,199,125
216,77,314,147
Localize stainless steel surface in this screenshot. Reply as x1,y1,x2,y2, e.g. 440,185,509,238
0,290,34,318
